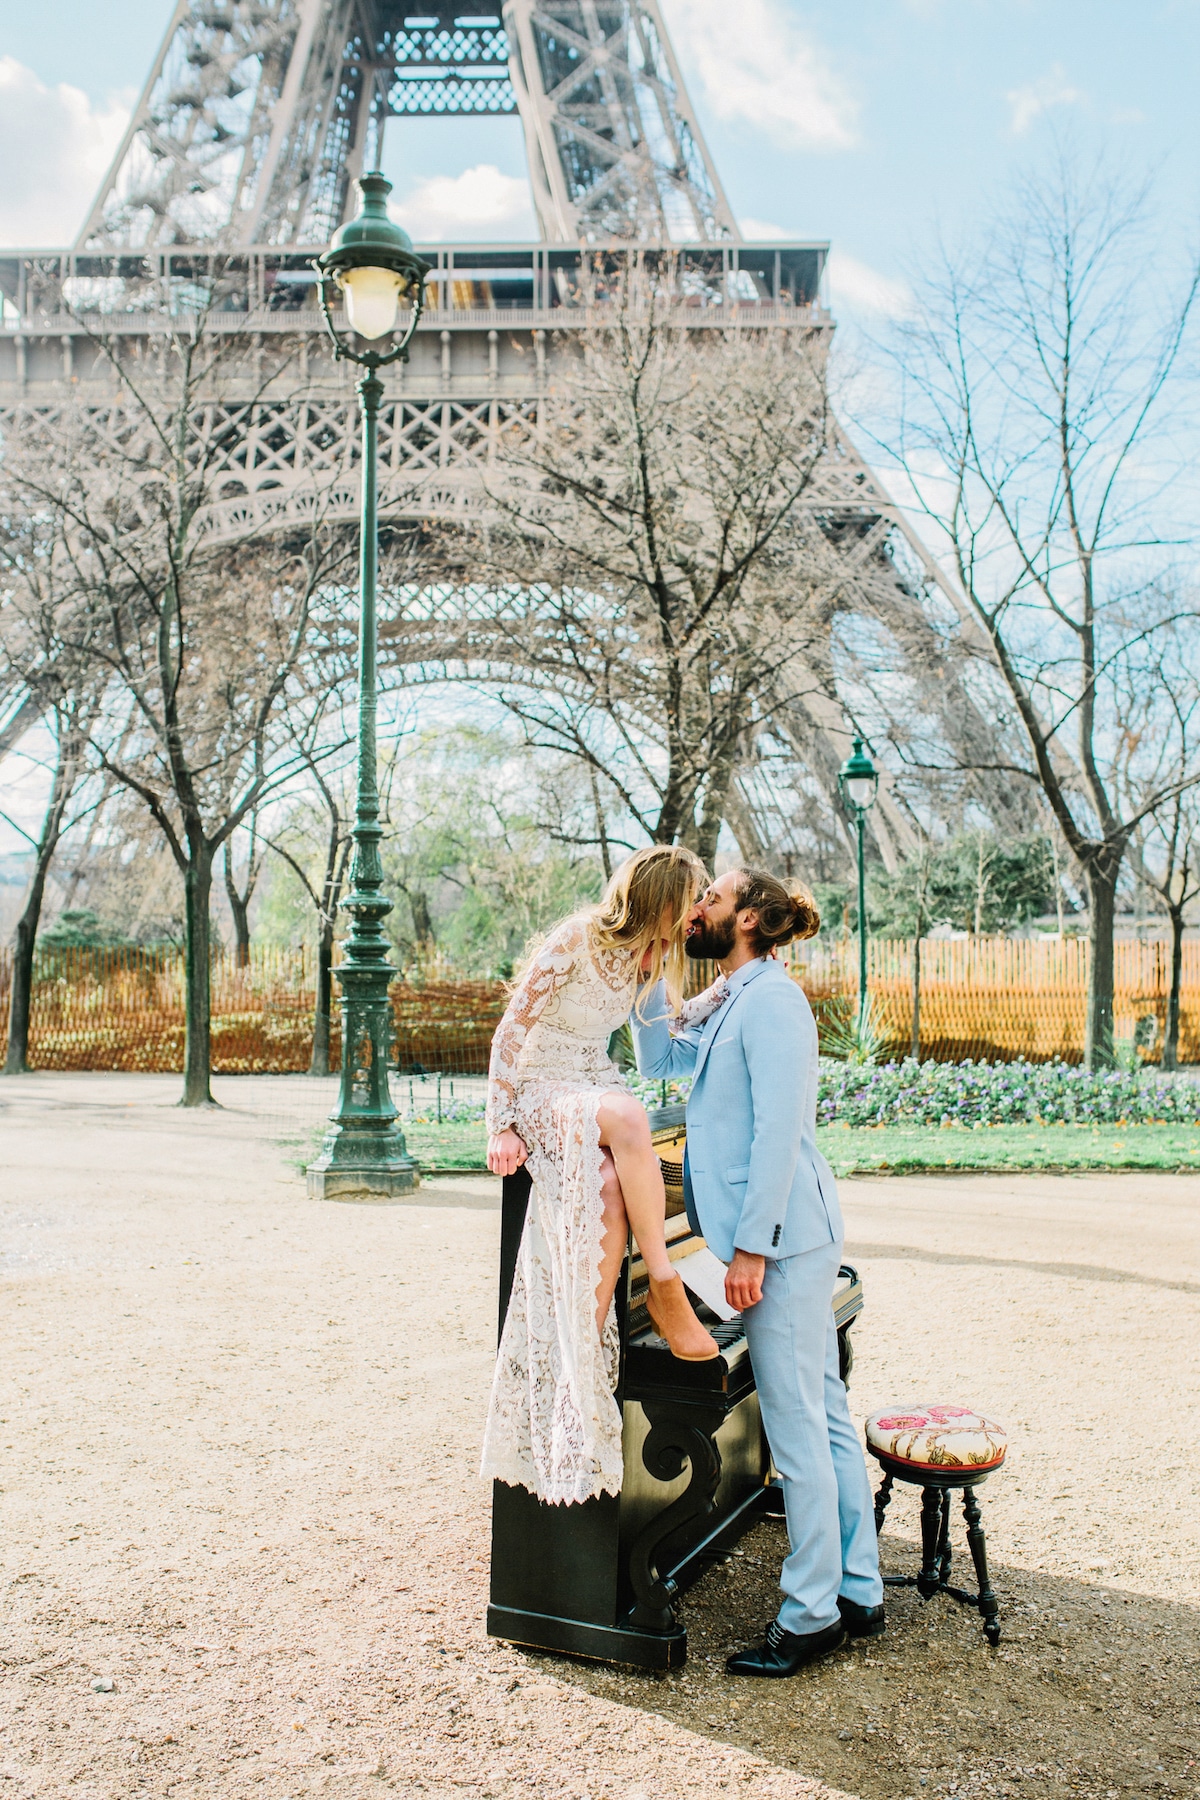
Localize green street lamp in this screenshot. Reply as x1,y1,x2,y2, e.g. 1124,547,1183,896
837,736,879,1036
306,173,431,1202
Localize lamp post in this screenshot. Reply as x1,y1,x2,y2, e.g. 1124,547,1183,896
306,173,431,1202
837,736,879,1037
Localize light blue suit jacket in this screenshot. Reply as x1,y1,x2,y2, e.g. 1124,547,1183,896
631,958,842,1263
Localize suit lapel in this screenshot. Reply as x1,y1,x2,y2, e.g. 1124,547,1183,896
691,957,772,1087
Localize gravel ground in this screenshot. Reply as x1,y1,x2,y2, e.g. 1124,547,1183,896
1,1074,1198,1800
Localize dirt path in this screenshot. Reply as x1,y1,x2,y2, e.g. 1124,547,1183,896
565,1170,1200,1800
1,1075,1198,1800
0,1075,840,1800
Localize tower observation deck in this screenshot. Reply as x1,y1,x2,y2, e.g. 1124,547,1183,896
0,3,990,860
0,2,839,546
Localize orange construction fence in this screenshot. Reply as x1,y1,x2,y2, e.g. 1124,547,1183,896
0,945,505,1075
0,935,1195,1072
783,934,1200,1064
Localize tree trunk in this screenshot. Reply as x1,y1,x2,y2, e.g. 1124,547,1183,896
909,861,930,1063
4,855,52,1076
310,914,336,1077
310,834,349,1077
1083,855,1120,1070
909,933,922,1062
1162,902,1185,1072
653,757,697,847
695,742,738,871
4,726,78,1076
181,843,216,1106
410,889,435,948
224,841,251,967
589,765,613,884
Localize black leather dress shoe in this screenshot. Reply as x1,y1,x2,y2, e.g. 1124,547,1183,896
726,1618,846,1677
838,1596,886,1637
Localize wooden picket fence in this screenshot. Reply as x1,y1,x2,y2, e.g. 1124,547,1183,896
0,945,506,1075
0,935,1196,1072
783,935,1200,1064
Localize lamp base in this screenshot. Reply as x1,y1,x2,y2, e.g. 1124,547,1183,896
306,1124,421,1202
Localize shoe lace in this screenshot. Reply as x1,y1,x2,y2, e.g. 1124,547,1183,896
764,1620,787,1651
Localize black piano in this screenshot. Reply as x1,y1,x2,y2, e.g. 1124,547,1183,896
487,1105,864,1669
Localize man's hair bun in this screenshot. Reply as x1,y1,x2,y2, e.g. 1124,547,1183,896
733,868,820,952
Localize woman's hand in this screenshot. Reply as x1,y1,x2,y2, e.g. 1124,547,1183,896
488,1128,530,1177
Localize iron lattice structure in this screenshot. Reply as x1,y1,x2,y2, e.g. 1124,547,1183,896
73,1,735,250
0,0,1021,861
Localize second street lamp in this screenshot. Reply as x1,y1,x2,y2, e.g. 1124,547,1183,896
306,173,431,1202
838,736,879,1039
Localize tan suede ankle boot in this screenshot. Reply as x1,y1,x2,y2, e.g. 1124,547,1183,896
646,1272,720,1361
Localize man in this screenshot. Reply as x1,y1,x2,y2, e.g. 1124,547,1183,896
631,867,884,1675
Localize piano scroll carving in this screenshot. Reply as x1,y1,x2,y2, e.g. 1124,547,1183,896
627,1400,725,1631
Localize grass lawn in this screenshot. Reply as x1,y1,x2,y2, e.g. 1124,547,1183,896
401,1118,1200,1175
816,1121,1200,1174
404,1120,492,1169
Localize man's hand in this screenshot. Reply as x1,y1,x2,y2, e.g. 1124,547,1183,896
725,1249,766,1311
488,1128,529,1177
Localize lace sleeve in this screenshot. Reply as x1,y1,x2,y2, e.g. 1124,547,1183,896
486,917,587,1134
673,974,729,1031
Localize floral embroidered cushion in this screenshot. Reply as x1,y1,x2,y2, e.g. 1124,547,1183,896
866,1404,1007,1472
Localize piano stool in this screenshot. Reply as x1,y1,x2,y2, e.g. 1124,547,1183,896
487,1109,865,1671
866,1404,1008,1646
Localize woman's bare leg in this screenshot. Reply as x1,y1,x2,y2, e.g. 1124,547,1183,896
596,1092,674,1282
596,1149,627,1330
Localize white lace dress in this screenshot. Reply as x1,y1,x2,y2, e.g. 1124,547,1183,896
480,916,635,1506
480,915,727,1506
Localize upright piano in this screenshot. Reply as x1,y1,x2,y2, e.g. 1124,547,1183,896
487,1105,864,1669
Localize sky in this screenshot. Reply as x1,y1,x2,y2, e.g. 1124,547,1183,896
1,1,1197,859
0,0,1197,325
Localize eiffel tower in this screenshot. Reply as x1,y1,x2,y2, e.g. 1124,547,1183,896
0,2,1010,860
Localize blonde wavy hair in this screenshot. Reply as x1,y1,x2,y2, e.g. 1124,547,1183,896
591,844,708,1017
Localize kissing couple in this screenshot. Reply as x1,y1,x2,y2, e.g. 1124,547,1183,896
481,845,883,1674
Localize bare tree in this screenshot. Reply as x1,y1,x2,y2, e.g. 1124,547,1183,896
0,487,107,1073
1138,796,1200,1071
1119,604,1200,1070
9,307,357,1103
222,816,265,967
886,151,1200,1064
265,751,355,1078
0,709,98,1074
405,277,840,863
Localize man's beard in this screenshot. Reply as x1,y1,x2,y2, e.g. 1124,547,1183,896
686,913,737,960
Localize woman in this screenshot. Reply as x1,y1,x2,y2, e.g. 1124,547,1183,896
481,845,719,1506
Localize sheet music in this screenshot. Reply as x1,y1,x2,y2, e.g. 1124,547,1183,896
674,1245,740,1323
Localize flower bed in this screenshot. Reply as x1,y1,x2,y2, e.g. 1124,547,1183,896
816,1057,1200,1128
631,1059,1200,1128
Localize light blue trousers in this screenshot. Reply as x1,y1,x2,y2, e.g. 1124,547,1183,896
741,1239,883,1635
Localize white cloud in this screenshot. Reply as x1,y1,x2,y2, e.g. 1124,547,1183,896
0,58,130,246
739,217,792,240
735,231,910,318
389,165,536,242
663,0,857,151
1006,67,1084,136
827,250,910,318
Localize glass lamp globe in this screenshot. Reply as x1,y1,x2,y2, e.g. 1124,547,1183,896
838,736,879,812
338,265,407,340
314,172,429,352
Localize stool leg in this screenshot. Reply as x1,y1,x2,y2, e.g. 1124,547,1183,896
917,1487,943,1598
935,1488,953,1585
873,1470,894,1535
962,1486,1001,1645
